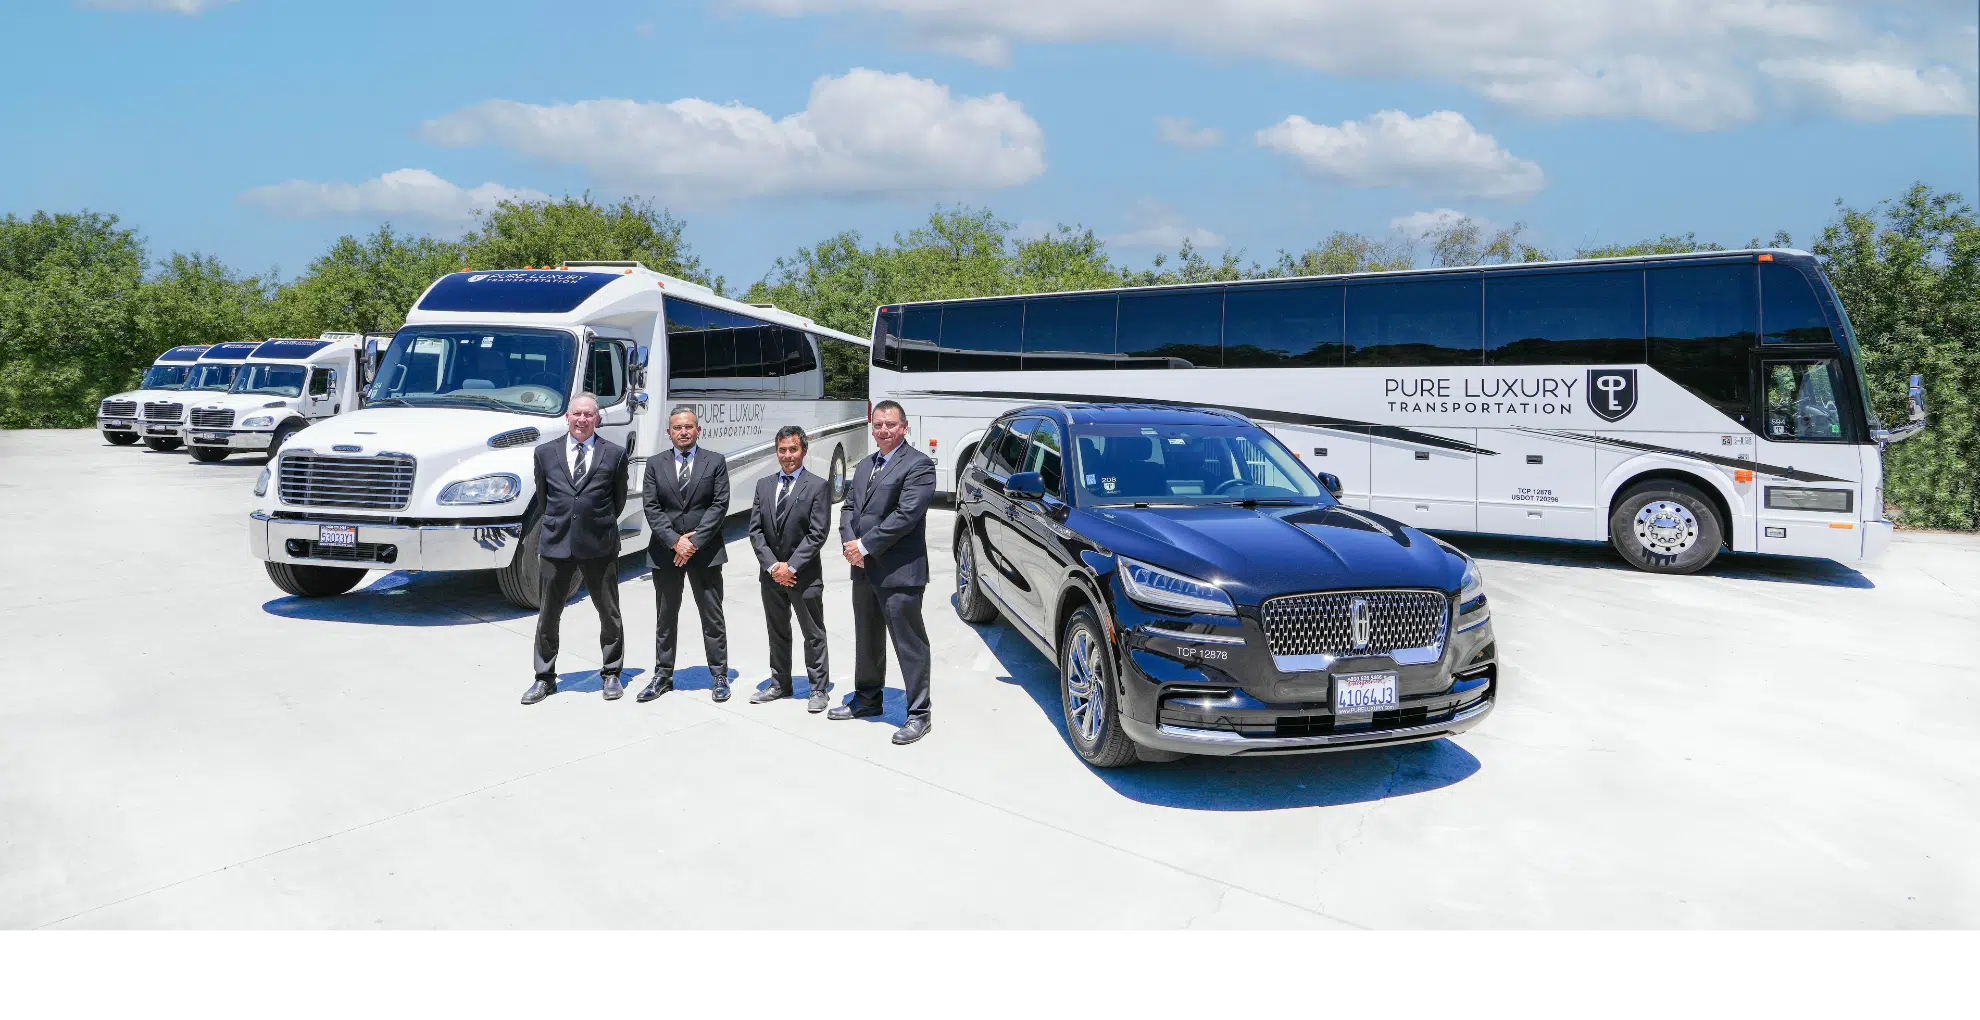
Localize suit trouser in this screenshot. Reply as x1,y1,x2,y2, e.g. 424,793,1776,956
761,575,829,693
532,555,624,682
850,577,930,721
653,561,726,680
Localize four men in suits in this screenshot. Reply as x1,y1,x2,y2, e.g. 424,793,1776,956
521,392,629,706
641,406,732,703
746,425,834,713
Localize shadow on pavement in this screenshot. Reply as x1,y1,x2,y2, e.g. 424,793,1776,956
1436,532,1875,589
961,600,1480,811
261,554,654,626
549,666,648,695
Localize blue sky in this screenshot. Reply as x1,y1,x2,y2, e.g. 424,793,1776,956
4,0,1975,289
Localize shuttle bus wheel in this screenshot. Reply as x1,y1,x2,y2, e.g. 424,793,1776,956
265,561,367,597
142,437,182,452
1609,480,1724,574
267,421,304,458
494,526,579,610
104,431,139,446
189,446,230,463
828,445,847,504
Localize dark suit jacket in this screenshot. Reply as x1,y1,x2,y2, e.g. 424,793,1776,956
839,444,935,588
643,446,730,568
522,435,629,561
748,469,830,586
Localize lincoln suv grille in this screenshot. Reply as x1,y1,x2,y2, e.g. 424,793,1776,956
1261,590,1450,657
278,453,417,510
190,408,235,429
142,401,184,422
100,400,137,417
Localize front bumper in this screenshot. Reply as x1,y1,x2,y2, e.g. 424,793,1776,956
189,429,272,450
134,422,184,438
98,417,138,433
249,511,524,572
1863,518,1895,560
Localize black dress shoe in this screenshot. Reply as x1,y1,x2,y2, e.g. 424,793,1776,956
521,679,556,706
750,682,792,705
806,684,832,714
711,676,732,703
827,703,882,721
636,677,672,703
602,674,623,701
891,717,932,745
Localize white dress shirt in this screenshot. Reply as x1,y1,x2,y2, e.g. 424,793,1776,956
855,444,902,556
565,434,596,478
673,445,697,484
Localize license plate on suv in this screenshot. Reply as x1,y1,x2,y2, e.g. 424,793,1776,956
1335,671,1398,714
317,525,357,548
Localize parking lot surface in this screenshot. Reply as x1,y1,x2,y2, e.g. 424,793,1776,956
3,429,1977,928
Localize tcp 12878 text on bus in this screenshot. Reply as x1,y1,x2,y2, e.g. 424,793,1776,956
1385,376,1578,415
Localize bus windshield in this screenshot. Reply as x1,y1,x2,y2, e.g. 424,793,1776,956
369,326,576,416
140,365,190,390
1071,424,1324,505
231,364,307,398
186,363,241,391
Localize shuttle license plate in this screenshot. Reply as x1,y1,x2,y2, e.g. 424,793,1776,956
145,425,172,435
317,525,357,548
1334,671,1398,715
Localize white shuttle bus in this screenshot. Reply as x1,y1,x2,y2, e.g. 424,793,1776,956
247,262,870,605
185,333,367,462
97,344,208,447
869,250,1927,574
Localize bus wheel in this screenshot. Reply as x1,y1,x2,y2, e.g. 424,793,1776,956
189,446,230,463
104,431,139,446
142,437,182,452
828,446,847,504
1610,481,1724,574
267,421,303,458
265,561,367,597
494,527,579,610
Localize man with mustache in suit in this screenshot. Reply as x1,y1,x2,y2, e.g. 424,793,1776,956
746,425,834,712
638,406,732,703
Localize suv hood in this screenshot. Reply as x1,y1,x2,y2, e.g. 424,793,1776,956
1075,502,1461,604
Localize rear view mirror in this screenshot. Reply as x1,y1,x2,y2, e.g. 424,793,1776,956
1908,373,1926,423
1005,471,1046,500
1315,470,1344,499
1875,372,1929,444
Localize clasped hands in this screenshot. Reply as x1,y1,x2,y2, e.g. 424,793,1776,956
672,534,696,568
841,539,864,568
770,562,797,587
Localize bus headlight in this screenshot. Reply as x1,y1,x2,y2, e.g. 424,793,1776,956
438,473,521,505
241,415,276,428
254,467,271,497
1118,556,1237,617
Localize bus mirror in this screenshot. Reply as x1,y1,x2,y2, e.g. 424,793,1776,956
1907,373,1926,423
1314,471,1344,499
631,391,649,411
361,339,380,385
1876,373,1929,444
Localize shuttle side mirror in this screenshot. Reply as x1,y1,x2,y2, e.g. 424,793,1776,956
1315,470,1344,499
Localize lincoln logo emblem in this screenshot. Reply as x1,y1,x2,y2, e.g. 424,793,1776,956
1587,369,1639,423
1349,596,1372,651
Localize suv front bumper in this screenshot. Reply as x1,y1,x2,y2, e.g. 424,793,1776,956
249,511,525,572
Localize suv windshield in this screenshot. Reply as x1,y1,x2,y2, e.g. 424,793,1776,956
369,326,575,416
231,363,307,398
1071,423,1323,505
186,363,240,391
140,365,190,390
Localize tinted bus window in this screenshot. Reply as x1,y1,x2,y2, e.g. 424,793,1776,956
820,336,868,400
730,321,767,378
1486,269,1644,366
1117,289,1220,369
938,299,1023,372
665,300,707,381
871,308,903,370
779,327,817,376
898,306,941,372
1023,294,1117,371
1223,283,1344,368
1648,263,1755,421
1761,263,1834,345
1346,277,1482,366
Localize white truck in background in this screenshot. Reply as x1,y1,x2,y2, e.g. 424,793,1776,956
97,345,208,447
184,333,367,463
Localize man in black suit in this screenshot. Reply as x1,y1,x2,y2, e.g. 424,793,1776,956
520,392,629,705
747,425,834,712
831,399,937,745
639,406,732,703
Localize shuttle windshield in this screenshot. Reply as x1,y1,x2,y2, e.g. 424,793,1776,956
140,365,191,390
232,364,307,398
368,326,576,416
186,363,241,391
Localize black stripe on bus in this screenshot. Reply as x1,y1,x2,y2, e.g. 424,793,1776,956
1520,428,1850,484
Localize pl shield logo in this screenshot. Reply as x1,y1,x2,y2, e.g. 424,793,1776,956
1588,369,1638,422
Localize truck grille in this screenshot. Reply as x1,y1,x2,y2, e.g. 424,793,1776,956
1261,590,1450,657
278,453,417,510
190,408,235,429
143,401,184,422
100,400,137,417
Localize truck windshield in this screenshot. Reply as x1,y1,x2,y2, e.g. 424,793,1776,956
186,363,240,391
1072,423,1324,506
232,364,307,398
140,365,191,390
369,326,576,416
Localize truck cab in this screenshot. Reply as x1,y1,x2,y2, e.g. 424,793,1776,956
150,342,262,450
97,345,208,447
185,333,366,463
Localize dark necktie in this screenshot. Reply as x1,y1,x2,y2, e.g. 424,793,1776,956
572,442,588,482
775,474,793,528
677,454,690,489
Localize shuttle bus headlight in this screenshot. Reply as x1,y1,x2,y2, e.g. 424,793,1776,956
254,467,271,497
241,415,276,429
438,473,522,505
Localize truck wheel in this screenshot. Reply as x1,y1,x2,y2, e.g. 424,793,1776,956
1060,608,1140,768
953,525,998,623
142,437,182,452
828,446,847,504
494,526,579,610
104,431,139,446
189,446,230,463
265,561,367,597
1610,480,1725,574
267,421,304,458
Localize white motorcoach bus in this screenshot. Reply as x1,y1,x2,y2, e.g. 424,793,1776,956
247,262,870,605
185,333,367,462
868,250,1927,574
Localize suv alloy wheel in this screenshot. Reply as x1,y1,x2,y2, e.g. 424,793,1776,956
1060,608,1139,768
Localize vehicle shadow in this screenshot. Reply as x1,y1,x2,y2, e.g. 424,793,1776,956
1434,532,1875,589
261,553,654,626
958,599,1480,811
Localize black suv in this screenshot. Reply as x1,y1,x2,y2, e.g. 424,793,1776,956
953,403,1497,767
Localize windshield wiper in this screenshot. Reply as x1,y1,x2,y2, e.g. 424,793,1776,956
1215,498,1301,507
440,393,523,411
366,396,414,407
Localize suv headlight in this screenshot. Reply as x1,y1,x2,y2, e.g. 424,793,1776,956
1460,556,1484,604
241,415,275,428
438,473,521,505
1118,556,1236,617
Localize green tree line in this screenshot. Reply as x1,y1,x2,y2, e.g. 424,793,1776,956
2,186,1973,528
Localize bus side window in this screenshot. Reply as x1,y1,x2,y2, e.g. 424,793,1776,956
898,306,941,372
937,300,1023,371
1761,263,1834,345
820,336,868,400
1223,283,1344,368
1485,269,1644,366
1117,289,1220,369
1023,294,1118,371
1346,276,1482,367
1648,263,1755,423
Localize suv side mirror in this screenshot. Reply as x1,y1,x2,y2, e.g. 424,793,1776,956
1005,471,1046,500
1315,470,1344,499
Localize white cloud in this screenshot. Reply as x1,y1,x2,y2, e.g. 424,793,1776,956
79,0,234,11
1154,116,1222,149
1762,56,1975,118
1257,110,1545,201
734,1,1977,128
239,168,548,226
1106,201,1227,250
420,68,1045,204
1390,208,1475,237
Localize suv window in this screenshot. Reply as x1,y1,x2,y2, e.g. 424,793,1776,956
984,417,1037,477
1024,418,1065,496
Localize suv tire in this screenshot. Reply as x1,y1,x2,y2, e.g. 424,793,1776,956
1060,608,1140,768
953,525,997,623
265,561,366,597
1610,480,1724,574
